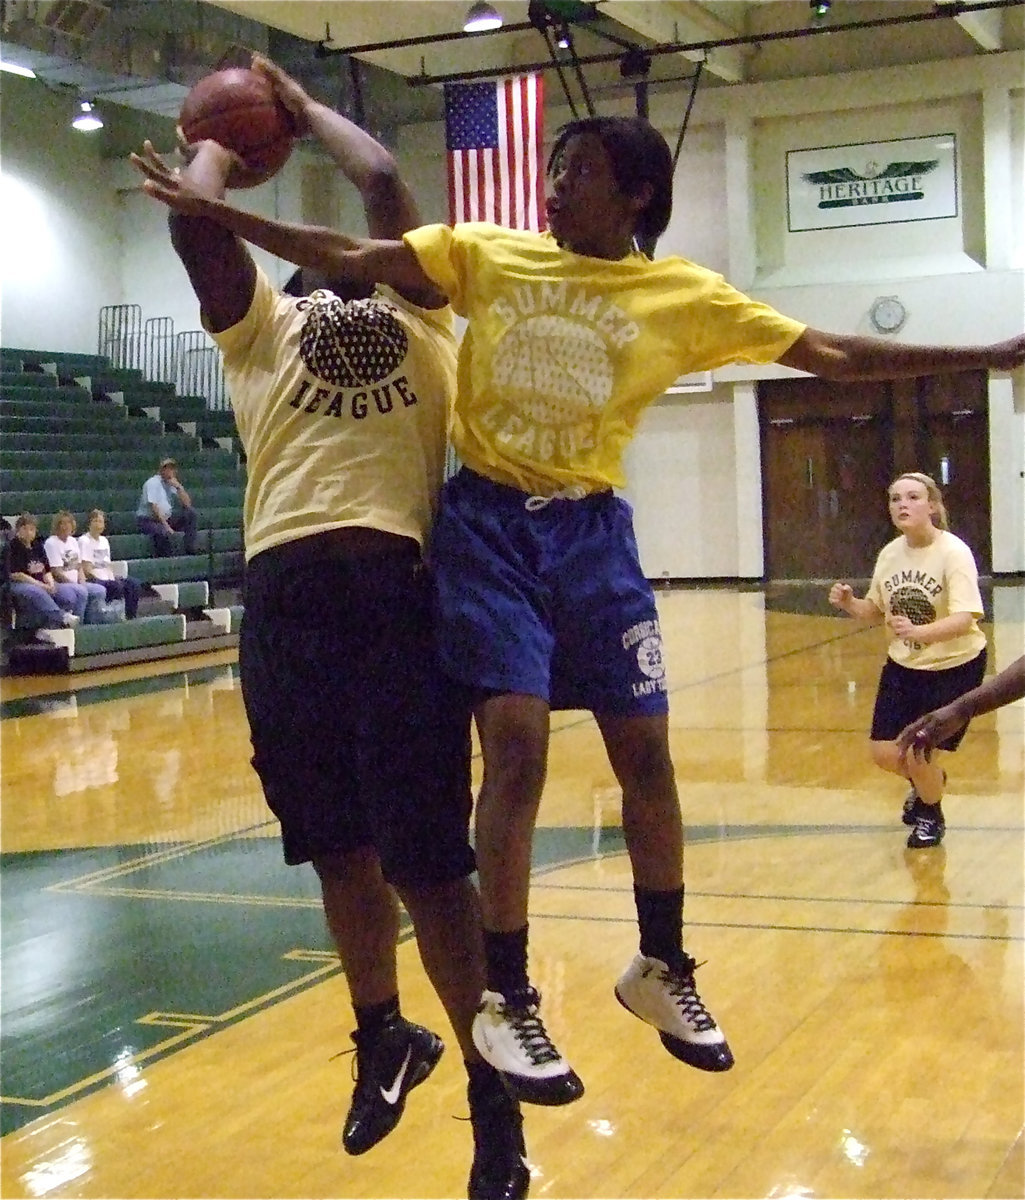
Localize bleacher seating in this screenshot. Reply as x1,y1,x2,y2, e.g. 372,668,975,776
1,346,246,674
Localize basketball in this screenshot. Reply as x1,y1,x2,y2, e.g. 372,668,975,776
179,67,295,189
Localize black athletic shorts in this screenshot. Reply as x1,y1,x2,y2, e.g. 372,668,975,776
239,533,476,888
870,650,987,750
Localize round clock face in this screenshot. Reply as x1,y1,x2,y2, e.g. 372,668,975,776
870,296,907,333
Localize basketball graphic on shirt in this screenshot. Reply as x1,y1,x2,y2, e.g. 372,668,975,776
492,315,613,426
889,586,936,626
299,295,408,387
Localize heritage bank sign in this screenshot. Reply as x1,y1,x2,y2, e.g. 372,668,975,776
786,134,957,232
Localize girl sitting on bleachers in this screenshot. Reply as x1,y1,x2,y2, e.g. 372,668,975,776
6,513,84,630
78,509,143,620
43,510,105,623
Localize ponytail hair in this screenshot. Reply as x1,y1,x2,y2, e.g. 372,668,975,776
890,472,949,530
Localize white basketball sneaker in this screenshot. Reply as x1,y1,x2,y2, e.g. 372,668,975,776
615,953,734,1072
471,987,584,1106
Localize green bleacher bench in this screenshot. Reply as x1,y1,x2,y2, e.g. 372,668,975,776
37,614,186,657
0,372,59,389
0,415,150,436
3,348,111,370
110,529,243,556
0,432,206,454
0,468,244,491
202,605,244,634
0,385,97,406
22,610,241,673
96,507,243,535
151,580,209,609
0,486,245,512
122,556,213,585
0,448,239,471
108,534,152,559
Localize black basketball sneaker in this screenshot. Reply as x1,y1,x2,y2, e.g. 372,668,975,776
468,1069,531,1200
342,1018,444,1155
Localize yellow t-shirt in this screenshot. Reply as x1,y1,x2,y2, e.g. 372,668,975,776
209,267,457,561
866,530,986,669
404,223,805,496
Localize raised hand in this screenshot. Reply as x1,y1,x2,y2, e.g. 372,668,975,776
251,53,311,137
130,139,239,214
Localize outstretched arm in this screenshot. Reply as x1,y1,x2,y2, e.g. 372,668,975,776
780,328,1025,381
896,655,1025,762
131,150,434,300
133,139,257,334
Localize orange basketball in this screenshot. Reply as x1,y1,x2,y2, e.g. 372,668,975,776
179,67,295,189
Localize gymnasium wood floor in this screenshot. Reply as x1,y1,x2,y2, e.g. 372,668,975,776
1,582,1022,1200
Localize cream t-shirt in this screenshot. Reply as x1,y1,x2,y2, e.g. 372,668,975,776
209,267,457,561
866,530,986,669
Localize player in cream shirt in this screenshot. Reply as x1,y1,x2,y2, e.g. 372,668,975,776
132,56,527,1200
133,110,1025,1108
830,472,986,849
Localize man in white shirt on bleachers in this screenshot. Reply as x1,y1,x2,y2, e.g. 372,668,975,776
135,456,199,556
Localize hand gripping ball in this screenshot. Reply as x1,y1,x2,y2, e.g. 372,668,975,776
179,67,295,188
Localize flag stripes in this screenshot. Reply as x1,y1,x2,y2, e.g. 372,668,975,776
445,75,545,231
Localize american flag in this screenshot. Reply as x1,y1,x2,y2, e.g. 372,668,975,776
444,76,546,231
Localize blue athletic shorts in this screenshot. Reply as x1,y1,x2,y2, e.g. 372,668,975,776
429,468,669,716
240,534,476,888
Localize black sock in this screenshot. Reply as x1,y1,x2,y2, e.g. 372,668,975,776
484,926,529,995
466,1058,507,1102
635,885,684,965
353,994,400,1039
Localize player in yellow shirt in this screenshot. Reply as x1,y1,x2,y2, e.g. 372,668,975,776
133,112,1025,1107
829,472,987,849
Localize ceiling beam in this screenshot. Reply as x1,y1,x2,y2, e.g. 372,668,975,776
955,6,1004,47
600,0,747,82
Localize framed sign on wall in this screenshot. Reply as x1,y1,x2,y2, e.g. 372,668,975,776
786,133,958,232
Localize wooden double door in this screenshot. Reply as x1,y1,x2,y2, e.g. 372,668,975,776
760,371,990,580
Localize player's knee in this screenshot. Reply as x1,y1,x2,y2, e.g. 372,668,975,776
870,739,901,775
482,728,547,799
311,845,382,885
612,730,675,794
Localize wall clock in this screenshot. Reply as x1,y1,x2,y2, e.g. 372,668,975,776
869,296,907,334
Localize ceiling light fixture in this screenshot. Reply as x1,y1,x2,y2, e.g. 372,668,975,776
72,99,104,132
555,22,572,49
0,59,37,78
463,1,503,33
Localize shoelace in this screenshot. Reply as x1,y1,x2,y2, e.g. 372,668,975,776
501,990,563,1065
524,484,588,511
913,812,939,840
332,1041,367,1089
653,960,716,1033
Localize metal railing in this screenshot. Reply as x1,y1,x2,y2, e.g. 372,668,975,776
97,303,144,372
175,331,228,411
97,306,228,411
